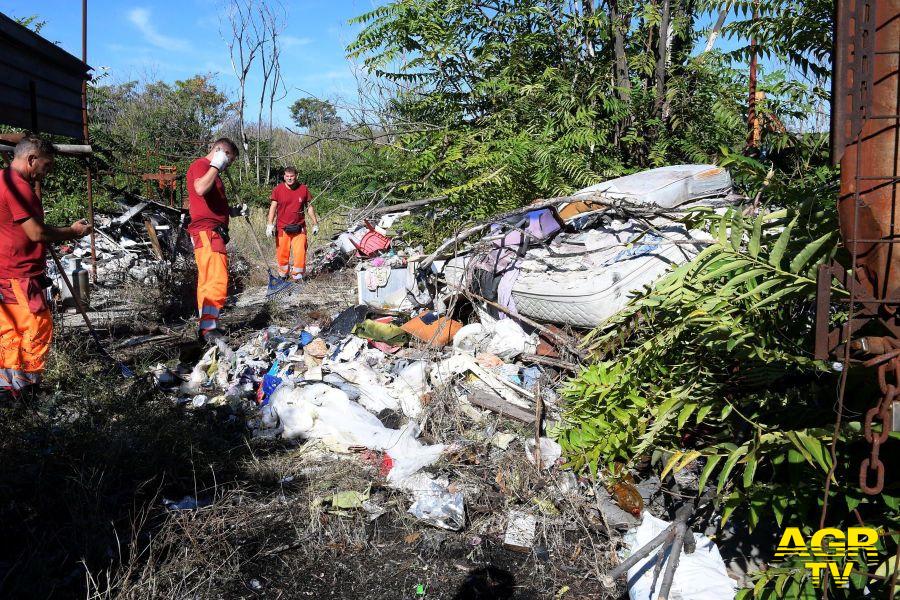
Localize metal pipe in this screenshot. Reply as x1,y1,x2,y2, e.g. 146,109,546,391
0,143,93,155
82,0,97,280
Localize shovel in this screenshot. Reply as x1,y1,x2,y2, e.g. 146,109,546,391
48,247,134,378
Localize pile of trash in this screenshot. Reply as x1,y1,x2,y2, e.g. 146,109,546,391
47,192,185,312
155,164,744,597
153,298,565,533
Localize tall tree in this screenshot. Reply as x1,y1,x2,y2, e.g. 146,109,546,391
254,1,285,184
222,0,266,180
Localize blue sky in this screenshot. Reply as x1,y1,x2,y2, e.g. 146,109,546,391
3,0,381,125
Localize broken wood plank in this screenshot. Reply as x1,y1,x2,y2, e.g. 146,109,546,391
520,353,580,372
466,388,536,424
144,219,165,260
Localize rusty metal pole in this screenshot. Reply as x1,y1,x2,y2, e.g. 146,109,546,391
747,0,760,152
81,0,97,279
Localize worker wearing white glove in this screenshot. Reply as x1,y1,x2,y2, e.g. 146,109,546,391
209,148,230,171
187,138,240,343
266,223,276,238
267,167,319,280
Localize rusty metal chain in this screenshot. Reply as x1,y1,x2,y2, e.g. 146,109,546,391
860,356,896,494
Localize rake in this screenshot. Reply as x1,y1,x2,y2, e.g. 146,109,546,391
48,247,134,378
242,214,298,297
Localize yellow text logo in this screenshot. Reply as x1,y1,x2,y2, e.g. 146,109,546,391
775,527,879,587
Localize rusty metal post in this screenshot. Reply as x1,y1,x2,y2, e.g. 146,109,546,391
836,0,900,304
81,0,97,279
747,0,760,151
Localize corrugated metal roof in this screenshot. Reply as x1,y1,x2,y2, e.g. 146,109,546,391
0,12,91,141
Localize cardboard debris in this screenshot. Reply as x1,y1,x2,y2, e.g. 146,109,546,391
503,510,537,552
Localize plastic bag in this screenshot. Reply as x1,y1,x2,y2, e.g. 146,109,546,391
623,512,736,600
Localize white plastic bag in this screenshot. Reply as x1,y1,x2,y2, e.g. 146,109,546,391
322,360,400,413
389,361,430,419
623,512,736,600
264,384,444,485
484,319,537,360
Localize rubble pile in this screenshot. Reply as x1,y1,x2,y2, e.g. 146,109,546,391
49,193,186,315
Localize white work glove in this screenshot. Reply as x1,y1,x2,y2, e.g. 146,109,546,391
312,225,319,236
209,149,230,171
266,223,275,238
230,203,249,217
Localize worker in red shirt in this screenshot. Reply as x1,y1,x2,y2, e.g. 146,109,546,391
265,167,319,280
186,138,247,344
0,136,92,401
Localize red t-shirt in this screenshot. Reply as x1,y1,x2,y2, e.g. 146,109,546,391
186,157,229,235
270,183,311,231
0,167,46,279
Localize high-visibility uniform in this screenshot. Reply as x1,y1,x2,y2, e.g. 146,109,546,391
186,157,230,335
0,279,51,391
192,230,228,332
0,168,51,392
270,183,311,280
276,229,307,280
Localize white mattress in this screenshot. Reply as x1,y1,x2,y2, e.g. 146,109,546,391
441,219,710,328
571,164,731,209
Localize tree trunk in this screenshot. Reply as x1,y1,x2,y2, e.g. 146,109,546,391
705,6,729,52
655,0,671,121
581,0,595,59
610,0,631,102
257,54,268,185
267,47,284,183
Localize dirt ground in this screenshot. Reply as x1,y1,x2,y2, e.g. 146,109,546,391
0,268,623,599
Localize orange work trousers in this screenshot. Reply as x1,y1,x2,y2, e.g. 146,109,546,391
193,230,228,334
0,278,52,391
276,229,307,280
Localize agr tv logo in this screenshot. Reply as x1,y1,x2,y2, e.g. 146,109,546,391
775,527,879,587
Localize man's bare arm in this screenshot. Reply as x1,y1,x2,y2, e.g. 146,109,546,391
267,200,278,224
20,218,91,243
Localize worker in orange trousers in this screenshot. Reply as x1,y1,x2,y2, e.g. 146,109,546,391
265,167,319,281
186,138,247,344
0,136,92,402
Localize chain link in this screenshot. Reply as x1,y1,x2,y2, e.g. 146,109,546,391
860,357,895,494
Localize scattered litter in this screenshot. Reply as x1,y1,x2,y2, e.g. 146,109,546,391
148,164,743,596
594,487,640,530
525,437,562,469
353,319,410,346
401,311,462,347
163,495,209,511
406,474,466,531
491,432,517,450
263,384,444,485
610,479,645,517
485,319,537,360
330,488,370,510
503,510,537,552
